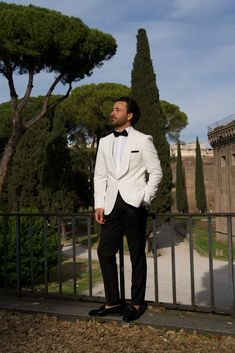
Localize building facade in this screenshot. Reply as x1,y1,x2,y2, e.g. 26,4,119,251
208,114,235,240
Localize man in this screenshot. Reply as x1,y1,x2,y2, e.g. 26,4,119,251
89,96,162,322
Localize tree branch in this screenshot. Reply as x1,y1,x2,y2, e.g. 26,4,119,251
47,81,72,111
17,69,34,113
4,62,18,110
23,75,72,130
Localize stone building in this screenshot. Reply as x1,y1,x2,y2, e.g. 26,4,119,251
170,141,215,213
170,141,213,157
208,114,235,240
171,154,215,213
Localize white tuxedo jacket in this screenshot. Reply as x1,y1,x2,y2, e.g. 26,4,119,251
94,126,163,215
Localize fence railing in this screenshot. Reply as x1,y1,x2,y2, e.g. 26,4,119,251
0,212,234,316
208,113,235,133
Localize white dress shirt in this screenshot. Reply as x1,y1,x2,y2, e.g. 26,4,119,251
113,127,130,173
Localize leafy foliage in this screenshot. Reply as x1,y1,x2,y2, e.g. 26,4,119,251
0,2,116,194
0,97,91,212
61,83,131,146
0,211,58,288
161,100,188,142
0,2,116,82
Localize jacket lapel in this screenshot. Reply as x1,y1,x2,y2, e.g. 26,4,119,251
118,127,135,178
106,133,118,179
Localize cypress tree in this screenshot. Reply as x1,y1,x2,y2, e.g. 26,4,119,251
131,28,172,214
195,137,207,212
176,141,188,212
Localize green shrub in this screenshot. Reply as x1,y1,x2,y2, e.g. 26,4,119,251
0,211,58,288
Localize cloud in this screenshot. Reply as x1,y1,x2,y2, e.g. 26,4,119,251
171,0,235,19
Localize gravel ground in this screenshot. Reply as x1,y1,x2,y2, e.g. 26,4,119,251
1,310,235,353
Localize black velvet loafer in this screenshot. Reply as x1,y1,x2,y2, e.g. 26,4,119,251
123,303,147,322
89,304,123,317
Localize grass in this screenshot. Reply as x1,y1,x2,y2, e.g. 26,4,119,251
34,257,102,294
192,226,235,260
173,217,234,261
79,233,99,248
76,233,130,253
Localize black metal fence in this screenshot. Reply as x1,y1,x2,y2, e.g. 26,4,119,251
0,212,234,316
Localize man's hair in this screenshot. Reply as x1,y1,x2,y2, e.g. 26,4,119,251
114,96,141,126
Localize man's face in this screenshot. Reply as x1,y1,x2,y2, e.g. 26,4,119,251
110,101,132,129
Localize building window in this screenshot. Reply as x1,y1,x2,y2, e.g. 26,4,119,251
221,155,226,167
232,153,235,166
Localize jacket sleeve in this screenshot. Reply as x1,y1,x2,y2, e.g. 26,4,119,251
142,136,163,204
93,140,108,210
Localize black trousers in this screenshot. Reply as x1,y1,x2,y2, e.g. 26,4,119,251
97,192,148,306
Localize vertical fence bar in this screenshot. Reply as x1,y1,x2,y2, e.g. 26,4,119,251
87,216,93,297
43,217,48,294
207,215,215,309
29,216,35,292
3,215,8,291
152,214,159,304
188,216,196,307
72,216,77,295
119,238,125,305
227,215,235,317
170,217,177,305
57,216,62,296
16,215,21,296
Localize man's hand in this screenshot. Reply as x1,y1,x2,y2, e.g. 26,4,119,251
142,201,150,211
95,208,105,224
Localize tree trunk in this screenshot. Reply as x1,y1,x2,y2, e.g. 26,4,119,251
0,126,24,194
0,69,72,197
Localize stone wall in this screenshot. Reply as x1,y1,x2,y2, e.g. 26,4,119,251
171,155,215,212
208,120,235,239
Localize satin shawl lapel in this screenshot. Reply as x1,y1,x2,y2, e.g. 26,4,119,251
118,127,135,178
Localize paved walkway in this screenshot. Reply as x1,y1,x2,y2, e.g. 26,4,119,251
64,223,235,313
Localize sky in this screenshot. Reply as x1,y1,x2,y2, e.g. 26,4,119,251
1,0,235,143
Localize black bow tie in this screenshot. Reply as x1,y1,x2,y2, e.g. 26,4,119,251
113,129,128,137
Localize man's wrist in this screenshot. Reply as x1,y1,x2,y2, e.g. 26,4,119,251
142,201,150,210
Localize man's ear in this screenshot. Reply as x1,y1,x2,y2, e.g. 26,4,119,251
127,113,133,121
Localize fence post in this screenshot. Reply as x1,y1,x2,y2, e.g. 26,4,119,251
152,213,159,304
207,215,215,310
16,215,21,296
56,215,62,296
188,216,196,308
87,216,93,297
28,216,34,292
227,215,235,317
3,215,8,291
72,216,77,295
43,217,48,295
170,217,177,305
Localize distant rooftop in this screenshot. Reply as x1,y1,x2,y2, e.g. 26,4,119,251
170,141,213,157
208,113,235,133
